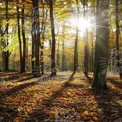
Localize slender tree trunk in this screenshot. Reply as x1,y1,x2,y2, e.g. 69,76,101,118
49,0,56,76
17,4,23,73
40,35,44,75
21,3,26,72
61,24,67,71
40,1,47,75
57,39,60,68
91,0,109,90
31,0,41,77
73,0,79,74
62,39,65,71
40,8,44,75
0,21,9,71
115,0,122,79
82,0,89,77
32,34,35,72
90,31,94,72
4,0,9,71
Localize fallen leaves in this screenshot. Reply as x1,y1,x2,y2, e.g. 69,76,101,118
81,110,89,116
0,72,122,121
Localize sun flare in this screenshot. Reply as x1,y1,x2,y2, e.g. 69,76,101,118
78,18,91,30
69,17,93,36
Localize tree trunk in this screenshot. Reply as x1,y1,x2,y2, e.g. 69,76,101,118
91,0,109,90
49,0,56,76
56,39,60,68
3,0,9,71
61,39,66,71
40,11,44,75
61,24,67,71
40,1,47,75
17,4,23,73
82,0,89,77
90,31,94,72
21,3,26,72
73,0,79,74
115,0,122,79
31,0,41,77
40,37,44,75
0,22,9,71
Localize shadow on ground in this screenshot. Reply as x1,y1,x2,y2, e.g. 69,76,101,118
0,72,122,121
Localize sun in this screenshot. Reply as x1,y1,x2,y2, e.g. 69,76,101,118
69,16,93,36
78,17,92,30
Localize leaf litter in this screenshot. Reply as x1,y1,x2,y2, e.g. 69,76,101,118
0,72,122,122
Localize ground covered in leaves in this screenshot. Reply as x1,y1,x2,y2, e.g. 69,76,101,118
0,71,122,122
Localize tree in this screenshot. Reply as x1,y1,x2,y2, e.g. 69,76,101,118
31,0,41,77
73,0,79,74
56,38,60,68
91,0,109,90
2,0,9,71
49,0,57,76
115,0,122,79
16,1,23,73
16,0,26,73
81,0,89,77
61,23,67,71
40,0,48,75
21,1,26,72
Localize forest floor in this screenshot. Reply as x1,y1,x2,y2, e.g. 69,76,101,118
0,71,122,122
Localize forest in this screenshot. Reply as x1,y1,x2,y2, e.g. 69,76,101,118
0,0,122,121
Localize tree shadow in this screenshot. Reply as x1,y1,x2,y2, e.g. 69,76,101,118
0,72,32,82
0,73,122,121
14,76,34,83
1,81,37,96
107,78,122,89
92,85,122,121
0,74,42,122
0,71,19,77
26,81,92,121
0,101,20,122
25,81,82,121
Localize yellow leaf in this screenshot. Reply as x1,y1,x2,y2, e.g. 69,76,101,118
71,108,75,112
93,117,98,121
81,111,89,117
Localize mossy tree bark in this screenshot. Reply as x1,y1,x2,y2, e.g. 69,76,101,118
91,0,109,90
